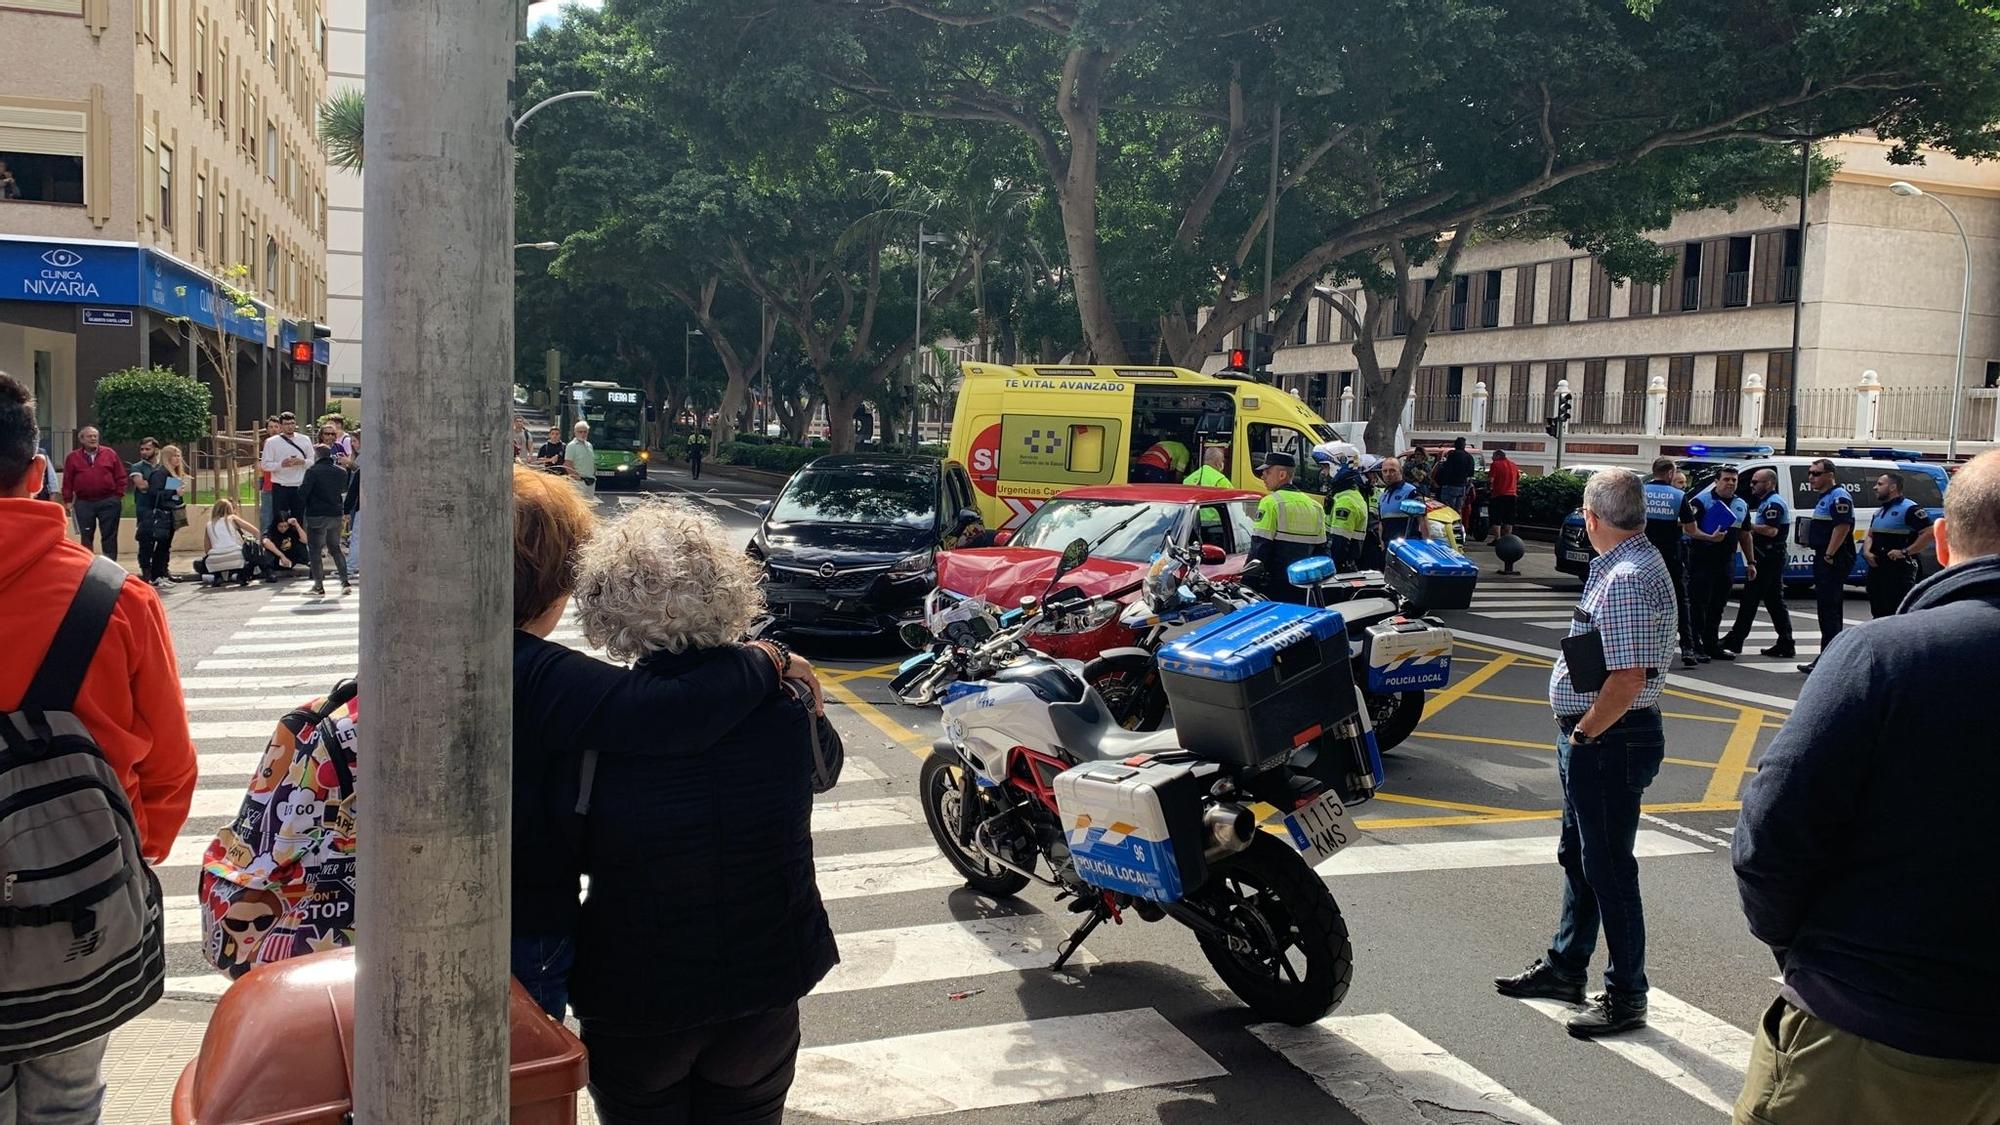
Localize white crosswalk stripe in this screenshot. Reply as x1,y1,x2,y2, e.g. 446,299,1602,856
148,584,1775,1121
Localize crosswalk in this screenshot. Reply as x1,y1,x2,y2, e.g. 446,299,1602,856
152,583,1779,1123
1453,584,1875,674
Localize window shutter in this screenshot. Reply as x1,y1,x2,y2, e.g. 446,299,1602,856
1628,278,1654,317
1752,233,1781,305
1514,263,1537,325
1547,259,1573,323
1700,238,1728,310
0,105,89,157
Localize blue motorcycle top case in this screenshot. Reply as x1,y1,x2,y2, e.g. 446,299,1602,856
1157,603,1359,773
1384,538,1479,611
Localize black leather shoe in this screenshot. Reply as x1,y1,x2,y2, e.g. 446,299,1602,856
1705,648,1736,662
1761,644,1795,658
1494,959,1585,1005
1567,991,1648,1038
1680,649,1700,669
1695,651,1712,664
1719,636,1745,654
1796,661,1816,674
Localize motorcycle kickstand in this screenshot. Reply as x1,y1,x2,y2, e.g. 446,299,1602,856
1051,903,1108,973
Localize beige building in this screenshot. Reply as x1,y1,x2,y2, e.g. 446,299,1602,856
323,0,358,396
1222,138,2000,467
0,0,329,449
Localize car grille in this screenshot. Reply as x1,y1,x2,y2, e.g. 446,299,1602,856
768,562,890,597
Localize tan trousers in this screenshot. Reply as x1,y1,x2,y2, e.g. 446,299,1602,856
1735,997,2000,1125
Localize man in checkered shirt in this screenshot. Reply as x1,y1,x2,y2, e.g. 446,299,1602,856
1496,468,1677,1039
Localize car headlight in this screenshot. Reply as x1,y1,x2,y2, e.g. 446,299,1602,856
746,541,766,563
1033,599,1120,635
888,552,934,579
639,449,651,462
616,463,630,473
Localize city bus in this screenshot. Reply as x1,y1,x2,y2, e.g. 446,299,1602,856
561,380,652,487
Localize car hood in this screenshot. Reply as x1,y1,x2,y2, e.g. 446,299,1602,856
936,548,1148,605
760,521,932,564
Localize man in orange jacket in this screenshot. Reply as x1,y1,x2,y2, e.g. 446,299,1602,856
0,372,197,1119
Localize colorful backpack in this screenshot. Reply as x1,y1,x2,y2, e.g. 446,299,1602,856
198,682,359,978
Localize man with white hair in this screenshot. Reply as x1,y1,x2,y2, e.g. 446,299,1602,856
1731,450,2000,1122
1496,469,1677,1039
564,420,597,499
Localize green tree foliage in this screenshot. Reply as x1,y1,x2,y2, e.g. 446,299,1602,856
94,366,212,446
317,86,365,172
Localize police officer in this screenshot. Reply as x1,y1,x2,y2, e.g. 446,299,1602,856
1325,463,1370,571
686,428,710,480
1799,458,1856,674
1357,457,1387,569
1721,467,1795,659
1679,466,1751,660
1642,457,1702,667
1246,451,1324,603
1183,445,1232,488
1376,458,1422,545
1863,471,1935,618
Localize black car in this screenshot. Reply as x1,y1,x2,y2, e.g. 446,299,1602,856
749,454,980,638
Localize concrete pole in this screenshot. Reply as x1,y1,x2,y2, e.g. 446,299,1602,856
356,0,515,1117
1742,373,1765,441
1644,374,1668,437
1470,379,1490,435
1855,369,1882,443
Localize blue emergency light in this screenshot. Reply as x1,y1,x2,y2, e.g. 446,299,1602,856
1838,447,1925,461
1684,444,1775,459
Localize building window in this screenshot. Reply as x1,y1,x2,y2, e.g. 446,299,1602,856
158,145,173,231
1448,275,1469,331
1724,236,1752,308
1679,243,1702,311
193,175,206,252
247,219,258,283
218,45,229,130
1291,307,1309,346
264,121,277,180
264,235,278,295
246,90,257,155
1480,269,1501,328
194,21,207,103
0,104,89,206
217,189,228,263
265,1,277,64
1586,258,1612,319
1781,230,1800,302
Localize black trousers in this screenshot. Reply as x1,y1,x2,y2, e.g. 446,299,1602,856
138,532,173,583
583,1004,801,1125
1685,546,1735,653
1865,558,1918,618
306,515,349,587
1725,554,1792,647
689,450,703,479
1813,550,1853,653
1658,540,1698,653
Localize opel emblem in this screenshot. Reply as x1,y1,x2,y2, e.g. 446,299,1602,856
41,249,83,268
818,562,838,579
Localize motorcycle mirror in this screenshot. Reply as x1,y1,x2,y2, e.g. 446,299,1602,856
1057,537,1091,575
897,622,933,651
1398,499,1429,517
1199,543,1226,565
1240,558,1266,582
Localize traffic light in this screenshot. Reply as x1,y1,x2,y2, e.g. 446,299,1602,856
289,323,331,380
1544,391,1573,439
1249,330,1275,374
1226,346,1251,373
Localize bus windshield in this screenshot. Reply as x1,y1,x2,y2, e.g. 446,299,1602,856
569,386,646,451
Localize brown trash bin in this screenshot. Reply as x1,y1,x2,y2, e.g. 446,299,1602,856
170,948,587,1123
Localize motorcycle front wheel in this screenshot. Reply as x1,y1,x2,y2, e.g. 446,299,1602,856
1188,835,1352,1026
918,752,1032,898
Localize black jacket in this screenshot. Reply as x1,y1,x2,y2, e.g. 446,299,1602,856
560,645,839,1034
300,460,350,519
1734,556,2000,1062
510,631,777,940
343,467,360,516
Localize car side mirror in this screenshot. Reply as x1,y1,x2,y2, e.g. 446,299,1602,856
955,507,982,532
755,500,772,517
992,528,1014,546
1200,543,1226,565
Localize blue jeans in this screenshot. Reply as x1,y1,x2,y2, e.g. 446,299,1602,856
1546,707,1665,995
1439,484,1468,514
511,934,574,1020
0,1035,108,1124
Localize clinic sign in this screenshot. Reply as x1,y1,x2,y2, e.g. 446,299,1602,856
0,238,143,307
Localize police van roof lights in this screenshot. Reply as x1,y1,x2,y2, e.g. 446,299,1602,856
1685,444,1775,458
1838,446,1924,461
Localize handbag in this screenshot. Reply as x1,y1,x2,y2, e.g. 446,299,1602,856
172,505,189,530
780,679,845,794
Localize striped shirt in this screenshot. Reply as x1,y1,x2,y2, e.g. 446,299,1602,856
1550,532,1678,716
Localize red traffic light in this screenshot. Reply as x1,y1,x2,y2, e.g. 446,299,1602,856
289,341,314,365
1228,348,1249,370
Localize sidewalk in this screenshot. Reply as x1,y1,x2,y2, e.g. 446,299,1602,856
102,1001,210,1121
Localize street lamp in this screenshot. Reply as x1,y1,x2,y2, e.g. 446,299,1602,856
511,89,601,143
1888,180,1973,461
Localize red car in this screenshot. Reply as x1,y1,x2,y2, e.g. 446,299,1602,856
934,484,1262,659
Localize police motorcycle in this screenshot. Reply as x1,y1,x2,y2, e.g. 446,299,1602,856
1073,543,1264,730
889,538,1380,1025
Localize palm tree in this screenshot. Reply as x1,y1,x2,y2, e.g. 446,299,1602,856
318,87,365,172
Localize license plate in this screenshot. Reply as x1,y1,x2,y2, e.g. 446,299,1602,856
1562,549,1591,563
1278,792,1357,868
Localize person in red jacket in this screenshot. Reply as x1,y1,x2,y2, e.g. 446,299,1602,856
60,424,128,560
1487,449,1521,541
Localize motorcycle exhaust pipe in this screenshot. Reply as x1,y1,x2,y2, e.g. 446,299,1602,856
1202,802,1255,863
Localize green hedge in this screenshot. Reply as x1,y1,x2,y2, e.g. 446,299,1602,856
94,366,211,446
1518,470,1588,527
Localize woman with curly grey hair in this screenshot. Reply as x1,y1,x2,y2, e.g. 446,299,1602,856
562,498,838,1125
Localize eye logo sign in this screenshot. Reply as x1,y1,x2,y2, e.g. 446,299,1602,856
1023,429,1064,455
41,249,83,269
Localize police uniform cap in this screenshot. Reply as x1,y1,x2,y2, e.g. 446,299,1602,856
1261,451,1297,469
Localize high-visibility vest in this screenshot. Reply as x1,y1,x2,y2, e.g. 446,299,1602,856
1156,441,1192,475
1327,488,1369,541
1184,465,1232,489
1253,486,1325,545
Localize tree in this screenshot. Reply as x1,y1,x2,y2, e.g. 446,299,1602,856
626,0,2000,386
318,86,365,172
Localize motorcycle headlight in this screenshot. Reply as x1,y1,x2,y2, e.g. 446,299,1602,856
888,552,934,579
1033,599,1120,635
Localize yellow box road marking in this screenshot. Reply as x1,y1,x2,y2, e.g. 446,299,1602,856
822,677,931,751
1420,653,1518,724
1703,709,1765,804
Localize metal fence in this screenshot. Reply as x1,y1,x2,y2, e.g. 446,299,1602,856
1663,389,1741,434
1568,392,1644,434
1872,386,1957,442
1409,394,1472,431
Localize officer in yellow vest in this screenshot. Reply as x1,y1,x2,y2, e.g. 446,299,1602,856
1247,451,1325,603
1325,463,1370,571
1184,446,1232,489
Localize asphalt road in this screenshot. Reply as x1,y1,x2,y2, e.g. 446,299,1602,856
124,463,1870,1124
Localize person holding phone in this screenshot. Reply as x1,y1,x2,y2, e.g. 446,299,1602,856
1496,469,1676,1039
259,412,314,519
138,444,190,587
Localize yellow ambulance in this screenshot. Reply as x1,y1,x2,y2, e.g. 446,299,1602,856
947,362,1343,530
